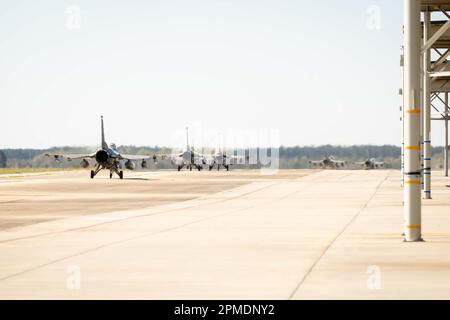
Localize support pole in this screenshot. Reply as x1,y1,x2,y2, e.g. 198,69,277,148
420,45,424,190
423,11,432,199
403,0,422,242
445,93,449,177
401,46,405,187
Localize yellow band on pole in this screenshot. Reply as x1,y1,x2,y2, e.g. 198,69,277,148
405,180,421,185
406,225,421,229
406,146,421,150
406,109,421,114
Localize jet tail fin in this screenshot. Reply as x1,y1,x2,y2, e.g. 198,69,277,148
101,116,108,149
186,127,190,151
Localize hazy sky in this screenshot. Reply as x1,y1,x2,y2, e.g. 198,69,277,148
2,0,440,149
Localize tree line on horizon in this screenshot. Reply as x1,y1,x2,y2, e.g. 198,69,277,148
0,145,448,170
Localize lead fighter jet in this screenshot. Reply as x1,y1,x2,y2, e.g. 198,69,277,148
46,116,155,179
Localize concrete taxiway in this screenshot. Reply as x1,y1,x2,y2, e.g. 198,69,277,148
1,169,450,299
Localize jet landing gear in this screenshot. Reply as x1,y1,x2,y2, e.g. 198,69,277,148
90,165,102,179
110,169,124,179
90,165,123,180
215,164,230,171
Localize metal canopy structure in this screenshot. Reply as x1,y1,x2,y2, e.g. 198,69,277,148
402,0,450,242
422,21,450,48
422,0,450,11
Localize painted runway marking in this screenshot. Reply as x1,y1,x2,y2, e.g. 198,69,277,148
84,216,129,221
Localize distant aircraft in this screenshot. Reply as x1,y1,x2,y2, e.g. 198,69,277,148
46,116,155,179
309,156,346,169
159,127,207,171
355,158,385,170
205,149,246,171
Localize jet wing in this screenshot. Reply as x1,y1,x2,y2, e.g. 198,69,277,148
201,155,215,165
227,155,247,164
155,153,183,160
191,150,208,158
227,155,244,159
45,153,95,161
309,160,323,165
119,154,155,161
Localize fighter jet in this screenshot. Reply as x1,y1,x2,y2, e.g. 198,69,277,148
46,116,155,179
159,127,207,171
355,158,385,170
205,149,246,171
309,156,346,169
